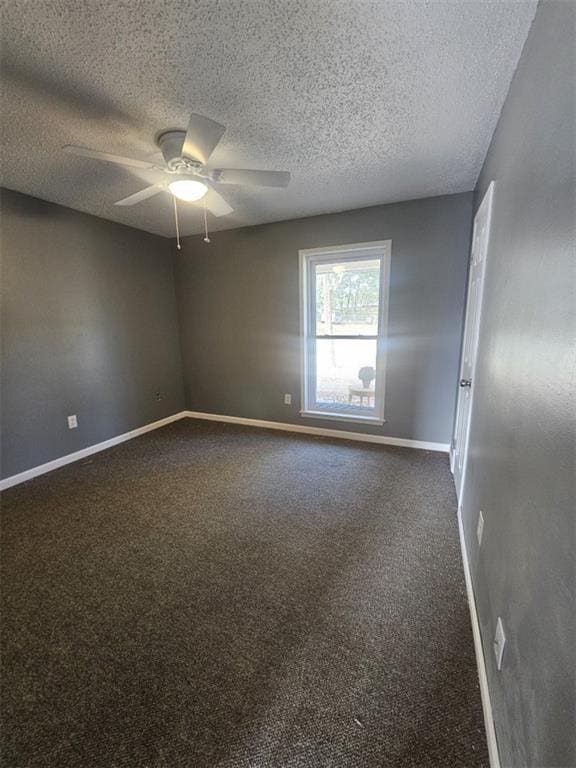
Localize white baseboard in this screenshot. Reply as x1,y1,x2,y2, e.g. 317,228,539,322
457,506,501,768
2,408,492,766
185,410,450,452
1,409,449,491
0,412,188,491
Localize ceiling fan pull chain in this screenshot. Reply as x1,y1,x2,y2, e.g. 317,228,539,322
173,197,181,250
203,198,211,244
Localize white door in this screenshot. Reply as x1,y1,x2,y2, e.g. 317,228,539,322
452,182,494,501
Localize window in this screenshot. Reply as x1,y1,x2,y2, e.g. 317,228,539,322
299,241,391,424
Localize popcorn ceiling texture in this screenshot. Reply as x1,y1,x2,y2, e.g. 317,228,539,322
0,0,536,237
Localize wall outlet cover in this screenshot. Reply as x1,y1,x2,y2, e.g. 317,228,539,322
284,394,292,405
67,414,78,429
494,617,506,670
477,510,485,547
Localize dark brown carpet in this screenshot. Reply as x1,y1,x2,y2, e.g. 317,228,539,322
1,419,488,768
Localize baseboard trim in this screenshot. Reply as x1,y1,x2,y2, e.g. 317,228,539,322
0,412,189,491
1,410,449,491
457,506,501,768
185,410,450,452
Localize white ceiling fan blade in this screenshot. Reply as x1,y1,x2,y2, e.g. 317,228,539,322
114,185,163,207
202,187,233,217
181,113,226,165
213,169,290,188
63,144,156,170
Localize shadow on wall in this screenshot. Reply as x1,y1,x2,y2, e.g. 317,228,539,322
0,188,57,220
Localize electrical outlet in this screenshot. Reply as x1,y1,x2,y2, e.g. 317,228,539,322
477,510,485,547
494,617,506,670
67,414,78,429
284,393,292,405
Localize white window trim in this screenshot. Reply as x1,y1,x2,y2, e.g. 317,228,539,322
299,240,392,425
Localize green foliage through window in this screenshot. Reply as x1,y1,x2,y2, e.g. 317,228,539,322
315,261,380,333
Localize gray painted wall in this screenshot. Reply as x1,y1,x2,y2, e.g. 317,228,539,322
0,189,185,479
174,193,473,445
461,3,575,767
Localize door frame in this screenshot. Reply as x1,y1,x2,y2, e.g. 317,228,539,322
451,182,495,501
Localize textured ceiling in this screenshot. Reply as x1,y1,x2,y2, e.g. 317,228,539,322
0,0,536,238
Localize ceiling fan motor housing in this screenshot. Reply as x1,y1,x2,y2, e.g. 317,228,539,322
157,131,201,173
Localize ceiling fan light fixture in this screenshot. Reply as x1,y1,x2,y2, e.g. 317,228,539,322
168,179,208,202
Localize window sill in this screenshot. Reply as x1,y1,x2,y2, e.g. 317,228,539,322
300,410,385,426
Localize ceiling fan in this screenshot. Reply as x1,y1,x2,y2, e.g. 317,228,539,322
62,112,290,219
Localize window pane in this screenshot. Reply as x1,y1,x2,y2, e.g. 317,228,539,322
315,258,381,336
315,338,378,411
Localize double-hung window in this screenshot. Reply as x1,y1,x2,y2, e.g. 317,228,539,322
299,241,391,424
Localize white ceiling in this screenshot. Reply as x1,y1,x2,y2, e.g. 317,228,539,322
0,0,536,238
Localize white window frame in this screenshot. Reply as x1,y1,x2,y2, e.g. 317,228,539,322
299,240,391,425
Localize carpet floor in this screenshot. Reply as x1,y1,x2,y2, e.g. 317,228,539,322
1,419,488,768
